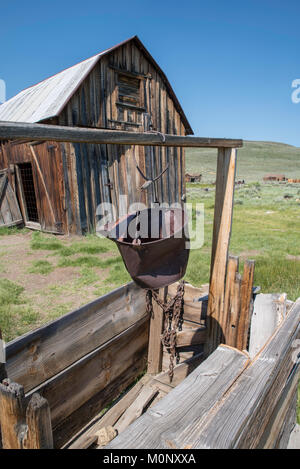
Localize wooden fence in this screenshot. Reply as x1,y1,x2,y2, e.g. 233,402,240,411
108,298,300,449
0,282,148,448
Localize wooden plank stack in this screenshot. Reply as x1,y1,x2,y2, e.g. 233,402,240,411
107,298,300,449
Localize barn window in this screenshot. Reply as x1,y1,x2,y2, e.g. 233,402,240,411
110,72,145,129
118,74,140,106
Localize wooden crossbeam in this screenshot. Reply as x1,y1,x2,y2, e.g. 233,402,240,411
0,121,243,148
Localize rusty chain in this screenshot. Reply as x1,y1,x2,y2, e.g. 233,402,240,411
146,281,185,381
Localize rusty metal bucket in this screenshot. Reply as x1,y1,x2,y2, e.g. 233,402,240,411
102,207,189,289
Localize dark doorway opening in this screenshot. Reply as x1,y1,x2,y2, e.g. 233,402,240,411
18,163,39,223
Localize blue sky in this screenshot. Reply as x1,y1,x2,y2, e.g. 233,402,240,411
1,0,300,145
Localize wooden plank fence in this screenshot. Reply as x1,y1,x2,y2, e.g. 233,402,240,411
0,282,149,448
107,298,300,449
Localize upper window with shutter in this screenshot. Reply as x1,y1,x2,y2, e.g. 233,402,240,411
118,74,140,106
108,71,147,129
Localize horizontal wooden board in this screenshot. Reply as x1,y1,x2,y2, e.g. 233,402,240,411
67,375,151,449
258,367,299,448
108,298,299,449
107,345,249,449
168,283,208,324
191,300,300,449
29,316,149,447
176,326,207,347
6,282,146,392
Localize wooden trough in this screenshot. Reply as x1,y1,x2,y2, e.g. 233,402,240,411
0,121,299,449
0,280,299,449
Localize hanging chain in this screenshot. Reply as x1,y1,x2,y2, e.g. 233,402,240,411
146,281,185,381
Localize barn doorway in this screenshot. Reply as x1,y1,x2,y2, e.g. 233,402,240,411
17,163,39,224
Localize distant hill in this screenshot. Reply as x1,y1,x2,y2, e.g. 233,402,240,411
185,140,300,183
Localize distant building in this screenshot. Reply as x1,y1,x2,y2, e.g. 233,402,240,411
185,173,202,183
263,174,286,182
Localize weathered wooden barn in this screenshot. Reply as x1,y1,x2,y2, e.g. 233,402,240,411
0,36,192,234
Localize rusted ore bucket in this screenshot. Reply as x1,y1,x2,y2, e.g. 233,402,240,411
102,207,189,289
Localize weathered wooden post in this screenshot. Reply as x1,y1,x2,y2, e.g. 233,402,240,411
0,328,7,382
0,380,26,449
224,255,240,347
223,257,255,350
237,259,255,350
205,147,237,355
0,380,53,449
23,393,53,449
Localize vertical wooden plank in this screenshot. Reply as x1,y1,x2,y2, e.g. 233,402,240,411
224,255,240,347
228,272,242,347
248,293,283,359
23,393,53,449
0,380,26,449
206,147,237,356
29,145,57,226
0,329,6,382
236,260,255,350
147,288,167,375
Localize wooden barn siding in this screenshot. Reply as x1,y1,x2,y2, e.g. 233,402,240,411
0,141,67,233
60,142,81,234
58,42,187,231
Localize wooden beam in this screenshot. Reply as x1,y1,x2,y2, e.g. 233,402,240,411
175,326,207,347
57,351,147,448
206,147,237,355
114,385,158,435
193,300,300,449
106,345,249,449
0,121,243,148
36,317,149,448
147,288,166,375
154,352,205,388
258,368,299,448
6,282,146,393
107,301,299,450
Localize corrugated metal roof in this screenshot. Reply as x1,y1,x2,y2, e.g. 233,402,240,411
0,36,193,134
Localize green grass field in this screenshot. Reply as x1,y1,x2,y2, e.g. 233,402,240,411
186,140,300,182
185,181,300,298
